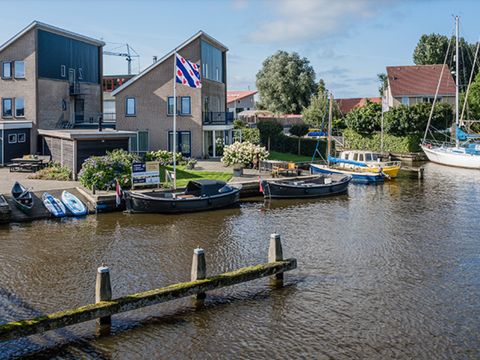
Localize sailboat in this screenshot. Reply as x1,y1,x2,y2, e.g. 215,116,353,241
421,16,480,169
310,94,386,184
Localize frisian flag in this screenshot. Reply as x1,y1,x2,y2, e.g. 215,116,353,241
175,53,201,88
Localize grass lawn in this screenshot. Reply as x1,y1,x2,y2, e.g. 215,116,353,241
267,151,312,162
163,165,232,188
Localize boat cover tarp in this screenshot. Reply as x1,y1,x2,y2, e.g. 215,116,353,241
456,127,480,141
328,155,368,167
185,180,228,197
307,131,327,137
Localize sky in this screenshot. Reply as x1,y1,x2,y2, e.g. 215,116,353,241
0,0,479,98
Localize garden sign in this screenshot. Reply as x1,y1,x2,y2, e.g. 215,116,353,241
131,161,160,189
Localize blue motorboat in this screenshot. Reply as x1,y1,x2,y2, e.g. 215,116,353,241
310,160,385,184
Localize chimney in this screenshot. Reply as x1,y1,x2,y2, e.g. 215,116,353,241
153,56,158,63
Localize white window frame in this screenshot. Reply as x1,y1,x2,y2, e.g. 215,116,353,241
18,133,26,143
14,61,25,79
401,97,409,105
61,65,66,78
8,134,17,144
2,61,12,79
78,68,83,80
15,97,25,117
126,97,136,116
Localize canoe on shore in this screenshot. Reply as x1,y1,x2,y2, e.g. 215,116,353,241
260,174,351,199
124,180,241,214
11,182,34,215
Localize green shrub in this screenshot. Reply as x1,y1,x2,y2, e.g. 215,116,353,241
289,123,310,137
257,119,283,145
28,162,71,181
345,100,381,134
268,134,328,158
79,149,139,190
343,128,422,153
242,128,260,144
145,150,184,165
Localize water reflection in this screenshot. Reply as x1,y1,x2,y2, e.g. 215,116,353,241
0,165,480,358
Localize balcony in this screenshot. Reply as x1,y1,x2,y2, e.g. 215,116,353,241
202,111,234,126
56,112,116,129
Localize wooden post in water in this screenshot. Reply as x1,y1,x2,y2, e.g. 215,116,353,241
95,265,112,335
268,233,284,285
191,248,207,300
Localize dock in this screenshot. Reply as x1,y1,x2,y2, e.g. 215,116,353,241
0,234,296,342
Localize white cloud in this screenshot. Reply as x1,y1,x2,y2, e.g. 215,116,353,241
248,0,394,43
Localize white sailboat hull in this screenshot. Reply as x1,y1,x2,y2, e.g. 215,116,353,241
421,145,480,169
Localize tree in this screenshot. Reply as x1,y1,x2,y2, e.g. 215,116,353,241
301,80,329,128
377,73,388,96
289,124,310,137
344,100,382,134
413,33,476,92
462,72,480,120
257,119,284,149
256,51,317,114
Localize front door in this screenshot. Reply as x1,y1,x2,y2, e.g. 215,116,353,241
169,131,191,157
74,98,84,123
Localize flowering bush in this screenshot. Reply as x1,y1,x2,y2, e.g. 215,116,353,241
145,150,184,165
221,141,269,167
79,149,139,190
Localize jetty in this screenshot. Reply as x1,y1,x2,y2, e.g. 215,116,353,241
0,234,296,342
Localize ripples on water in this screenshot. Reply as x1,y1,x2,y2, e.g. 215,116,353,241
0,163,479,359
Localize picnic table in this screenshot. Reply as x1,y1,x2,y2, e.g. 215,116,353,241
8,157,46,173
259,160,301,177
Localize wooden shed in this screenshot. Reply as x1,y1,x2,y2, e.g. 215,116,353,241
38,129,136,179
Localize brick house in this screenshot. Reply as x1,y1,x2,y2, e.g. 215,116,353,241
112,31,232,158
0,21,134,173
384,65,456,110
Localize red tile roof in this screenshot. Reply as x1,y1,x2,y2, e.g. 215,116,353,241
227,90,258,104
386,64,455,97
336,97,381,115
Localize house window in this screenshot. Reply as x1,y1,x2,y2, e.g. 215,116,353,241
18,133,26,143
62,99,67,111
2,98,13,117
181,96,191,115
78,68,83,80
14,61,25,78
167,96,175,115
15,97,25,117
138,131,149,154
2,62,12,79
8,134,17,144
61,65,66,78
126,97,136,116
201,40,223,82
401,97,409,105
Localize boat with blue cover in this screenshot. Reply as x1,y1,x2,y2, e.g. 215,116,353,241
310,156,385,184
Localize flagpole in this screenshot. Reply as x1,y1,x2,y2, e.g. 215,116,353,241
173,51,177,190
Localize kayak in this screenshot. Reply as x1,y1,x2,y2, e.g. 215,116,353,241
61,191,87,216
42,192,66,218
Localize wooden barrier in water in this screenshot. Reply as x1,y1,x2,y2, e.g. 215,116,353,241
0,234,296,342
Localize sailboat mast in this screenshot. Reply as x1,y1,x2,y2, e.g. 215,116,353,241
326,93,333,161
455,15,460,148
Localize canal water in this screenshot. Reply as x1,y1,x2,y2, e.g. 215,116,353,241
0,163,479,359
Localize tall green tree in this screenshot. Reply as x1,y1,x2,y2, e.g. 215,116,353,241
461,72,480,120
256,51,316,114
413,33,476,91
344,100,382,134
377,73,388,96
301,80,329,128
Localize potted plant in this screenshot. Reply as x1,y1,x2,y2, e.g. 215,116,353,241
233,163,244,177
186,158,197,170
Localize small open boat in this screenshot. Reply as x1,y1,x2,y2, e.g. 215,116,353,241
261,174,351,199
310,159,385,184
11,182,34,214
0,194,11,223
42,192,66,218
124,180,241,214
61,191,87,216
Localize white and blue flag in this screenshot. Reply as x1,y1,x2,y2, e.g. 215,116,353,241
176,53,201,88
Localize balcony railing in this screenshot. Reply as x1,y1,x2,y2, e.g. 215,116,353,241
203,111,234,125
56,112,116,129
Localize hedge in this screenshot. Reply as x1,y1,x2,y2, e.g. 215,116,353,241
263,134,328,159
343,128,422,153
